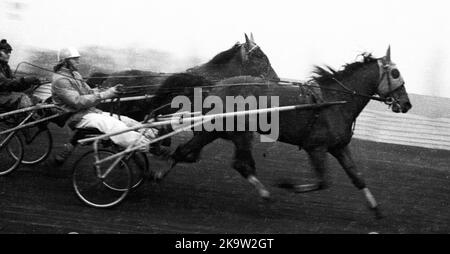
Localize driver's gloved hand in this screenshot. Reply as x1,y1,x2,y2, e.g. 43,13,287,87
22,76,41,86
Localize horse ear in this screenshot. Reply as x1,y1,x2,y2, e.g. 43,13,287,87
245,33,250,45
250,33,255,42
385,45,391,62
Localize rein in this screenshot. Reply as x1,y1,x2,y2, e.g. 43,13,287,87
14,61,175,81
302,60,401,105
14,61,398,107
289,80,390,104
330,77,394,104
14,62,85,82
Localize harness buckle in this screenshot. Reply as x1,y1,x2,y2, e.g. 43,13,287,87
384,97,394,105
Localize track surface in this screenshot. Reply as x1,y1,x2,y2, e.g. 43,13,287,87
0,125,449,233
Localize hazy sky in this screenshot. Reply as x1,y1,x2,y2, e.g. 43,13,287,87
1,0,450,98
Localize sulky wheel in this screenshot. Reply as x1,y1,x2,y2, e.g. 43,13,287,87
123,152,149,190
102,152,149,191
72,149,132,208
0,126,24,176
13,127,52,165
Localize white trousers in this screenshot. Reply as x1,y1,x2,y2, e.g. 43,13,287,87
75,112,157,149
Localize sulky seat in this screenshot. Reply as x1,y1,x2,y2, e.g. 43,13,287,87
69,127,113,147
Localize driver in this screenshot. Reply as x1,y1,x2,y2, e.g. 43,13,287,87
50,47,159,164
0,39,41,111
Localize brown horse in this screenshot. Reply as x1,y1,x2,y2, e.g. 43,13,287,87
151,47,412,218
90,34,279,121
186,33,278,81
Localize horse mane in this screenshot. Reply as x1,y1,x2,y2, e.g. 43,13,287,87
110,69,157,76
312,53,378,86
85,72,109,88
185,44,242,74
155,73,213,97
218,75,266,85
208,44,242,65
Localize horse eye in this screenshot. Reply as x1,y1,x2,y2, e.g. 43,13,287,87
391,69,400,79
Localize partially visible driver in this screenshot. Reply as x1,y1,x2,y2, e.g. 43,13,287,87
0,39,40,111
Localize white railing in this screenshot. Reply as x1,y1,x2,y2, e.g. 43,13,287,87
354,109,450,151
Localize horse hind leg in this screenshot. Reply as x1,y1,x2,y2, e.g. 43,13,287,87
233,152,270,200
288,148,331,193
231,133,270,200
248,175,270,200
329,146,383,219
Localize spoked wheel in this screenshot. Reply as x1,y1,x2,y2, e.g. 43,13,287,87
72,149,132,208
126,152,149,189
0,128,24,176
103,151,148,191
13,127,52,165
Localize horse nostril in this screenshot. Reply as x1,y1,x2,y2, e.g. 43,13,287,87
402,102,412,113
405,102,412,110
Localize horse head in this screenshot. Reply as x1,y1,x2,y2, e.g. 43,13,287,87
239,33,279,81
377,46,412,113
188,33,279,81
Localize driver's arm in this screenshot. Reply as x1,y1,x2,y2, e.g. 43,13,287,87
52,78,102,110
0,72,32,92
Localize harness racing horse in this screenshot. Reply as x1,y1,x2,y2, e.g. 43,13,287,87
90,34,279,121
186,33,278,81
151,47,412,218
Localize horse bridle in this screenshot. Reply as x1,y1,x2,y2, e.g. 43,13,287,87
328,59,403,105
247,43,259,55
377,61,404,106
241,43,276,80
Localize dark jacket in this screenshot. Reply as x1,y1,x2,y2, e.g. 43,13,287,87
0,61,31,92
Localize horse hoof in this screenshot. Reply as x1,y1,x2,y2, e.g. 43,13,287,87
259,190,271,200
293,183,322,193
371,207,385,220
154,171,163,180
148,171,164,182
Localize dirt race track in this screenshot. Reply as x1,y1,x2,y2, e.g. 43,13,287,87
0,125,449,234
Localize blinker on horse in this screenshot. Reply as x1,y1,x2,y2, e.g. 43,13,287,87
156,46,411,218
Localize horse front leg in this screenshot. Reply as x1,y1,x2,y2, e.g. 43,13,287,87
153,131,218,181
291,147,331,192
230,132,270,200
276,147,330,193
329,146,383,219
